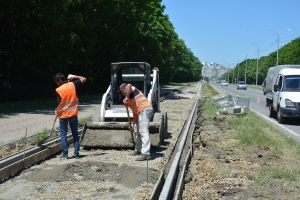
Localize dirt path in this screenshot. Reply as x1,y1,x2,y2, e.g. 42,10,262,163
2,83,300,199
0,83,200,199
183,96,300,200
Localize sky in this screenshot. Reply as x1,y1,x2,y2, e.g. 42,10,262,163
161,0,300,67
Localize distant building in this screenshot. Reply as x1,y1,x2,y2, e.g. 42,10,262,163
201,62,230,81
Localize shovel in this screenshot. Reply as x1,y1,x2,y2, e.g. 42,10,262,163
125,104,135,143
37,115,58,146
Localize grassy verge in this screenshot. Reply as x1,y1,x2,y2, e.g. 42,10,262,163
0,94,102,118
201,82,300,184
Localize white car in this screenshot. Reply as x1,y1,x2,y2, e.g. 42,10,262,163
237,81,247,90
221,81,228,86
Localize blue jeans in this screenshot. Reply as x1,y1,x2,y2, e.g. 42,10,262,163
59,116,79,157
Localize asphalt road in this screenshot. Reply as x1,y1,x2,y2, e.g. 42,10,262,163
211,82,300,142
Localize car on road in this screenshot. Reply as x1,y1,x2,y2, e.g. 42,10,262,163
237,81,247,90
221,80,228,86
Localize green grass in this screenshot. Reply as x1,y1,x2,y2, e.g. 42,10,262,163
260,167,299,181
202,83,219,97
202,82,300,158
34,128,51,144
253,177,269,186
33,116,93,145
202,83,300,186
0,94,102,118
202,97,300,159
78,116,93,125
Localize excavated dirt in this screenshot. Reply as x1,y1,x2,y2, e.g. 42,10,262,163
182,98,300,200
2,83,300,199
0,143,33,159
0,84,199,199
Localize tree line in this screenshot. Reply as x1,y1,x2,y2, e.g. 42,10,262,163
225,37,300,85
0,0,202,103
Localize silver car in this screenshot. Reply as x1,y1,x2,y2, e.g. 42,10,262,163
237,81,247,90
221,80,228,86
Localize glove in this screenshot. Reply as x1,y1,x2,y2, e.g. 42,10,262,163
67,74,75,80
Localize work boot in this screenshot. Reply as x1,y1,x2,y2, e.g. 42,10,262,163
135,154,150,161
60,156,68,160
70,155,80,159
128,151,141,156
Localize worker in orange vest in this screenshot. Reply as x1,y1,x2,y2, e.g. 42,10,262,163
119,83,153,161
54,73,86,159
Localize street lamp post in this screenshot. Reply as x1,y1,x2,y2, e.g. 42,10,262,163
266,28,291,65
240,50,248,83
237,58,240,82
244,54,247,83
224,60,230,82
232,61,235,84
250,42,267,86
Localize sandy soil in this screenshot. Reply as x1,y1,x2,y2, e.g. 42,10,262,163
2,83,300,199
182,97,300,200
0,84,199,199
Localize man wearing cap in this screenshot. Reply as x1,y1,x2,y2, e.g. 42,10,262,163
54,73,86,159
119,83,153,161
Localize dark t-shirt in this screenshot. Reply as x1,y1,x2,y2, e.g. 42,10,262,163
129,88,140,99
56,80,82,103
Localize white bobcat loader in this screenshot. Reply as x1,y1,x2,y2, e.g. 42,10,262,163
80,62,167,148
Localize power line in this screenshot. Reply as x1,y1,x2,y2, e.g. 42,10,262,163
280,31,300,40
280,34,300,43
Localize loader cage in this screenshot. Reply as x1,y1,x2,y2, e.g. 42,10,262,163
110,62,152,106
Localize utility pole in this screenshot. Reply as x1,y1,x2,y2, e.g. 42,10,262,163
266,28,291,65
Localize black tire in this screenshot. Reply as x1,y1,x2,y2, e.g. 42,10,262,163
277,108,285,124
163,112,168,138
268,104,275,118
159,113,164,145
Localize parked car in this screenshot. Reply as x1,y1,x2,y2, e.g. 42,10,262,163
262,78,266,95
221,80,228,86
237,81,247,90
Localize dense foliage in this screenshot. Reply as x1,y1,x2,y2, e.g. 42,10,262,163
227,37,300,85
0,0,202,103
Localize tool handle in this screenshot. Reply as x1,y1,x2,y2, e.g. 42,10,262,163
50,116,58,133
125,105,135,143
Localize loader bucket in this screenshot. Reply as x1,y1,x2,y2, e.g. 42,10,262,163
80,121,163,148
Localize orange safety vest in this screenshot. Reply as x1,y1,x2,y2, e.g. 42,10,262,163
55,82,79,118
128,90,152,119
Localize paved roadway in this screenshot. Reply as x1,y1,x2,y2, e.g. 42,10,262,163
0,86,178,146
0,100,101,146
211,82,300,142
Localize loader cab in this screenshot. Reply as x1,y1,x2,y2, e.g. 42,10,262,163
110,62,152,105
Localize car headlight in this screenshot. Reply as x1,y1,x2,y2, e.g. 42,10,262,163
285,99,295,107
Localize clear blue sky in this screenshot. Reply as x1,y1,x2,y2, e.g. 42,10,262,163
161,0,300,67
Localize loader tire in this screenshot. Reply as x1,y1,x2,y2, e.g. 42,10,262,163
159,113,164,145
163,112,168,138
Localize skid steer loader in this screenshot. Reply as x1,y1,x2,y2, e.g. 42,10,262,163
80,62,167,148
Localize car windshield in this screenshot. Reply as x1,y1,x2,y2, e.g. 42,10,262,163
238,81,246,85
283,75,300,91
